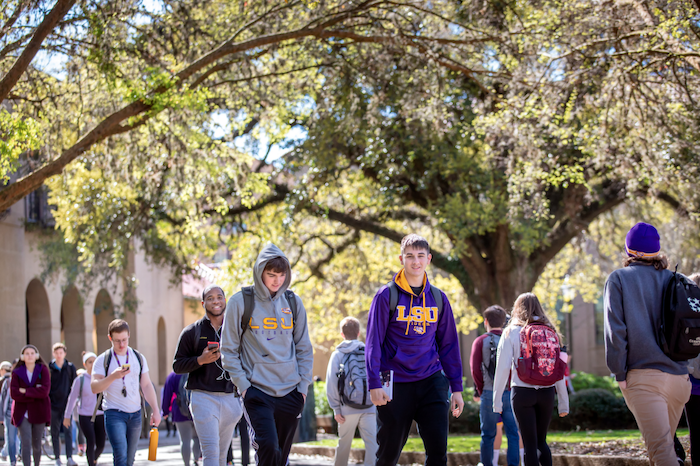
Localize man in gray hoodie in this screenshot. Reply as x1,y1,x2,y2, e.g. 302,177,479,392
325,317,377,466
220,243,313,466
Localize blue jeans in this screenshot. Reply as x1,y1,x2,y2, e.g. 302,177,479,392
104,410,142,466
4,414,18,463
480,390,520,466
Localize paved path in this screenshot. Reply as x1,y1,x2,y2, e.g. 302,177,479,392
32,434,338,466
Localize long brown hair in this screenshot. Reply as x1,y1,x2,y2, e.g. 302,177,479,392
623,254,669,271
508,292,557,331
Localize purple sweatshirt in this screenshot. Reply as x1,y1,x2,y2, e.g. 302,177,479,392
365,269,464,392
162,372,190,423
64,373,102,418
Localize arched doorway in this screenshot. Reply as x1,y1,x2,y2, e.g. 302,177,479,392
61,285,85,365
25,279,52,360
157,317,167,385
93,289,115,354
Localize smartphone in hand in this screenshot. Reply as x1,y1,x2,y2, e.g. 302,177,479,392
122,364,131,370
208,342,219,352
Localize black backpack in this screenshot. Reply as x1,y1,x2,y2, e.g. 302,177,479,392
482,332,499,382
387,282,444,319
240,286,298,335
336,345,372,409
175,374,191,418
659,266,700,361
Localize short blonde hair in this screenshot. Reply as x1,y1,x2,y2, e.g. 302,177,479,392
52,342,67,353
340,317,361,339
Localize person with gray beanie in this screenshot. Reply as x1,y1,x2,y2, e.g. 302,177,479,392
604,222,691,465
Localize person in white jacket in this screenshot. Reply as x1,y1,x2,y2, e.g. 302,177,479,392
492,293,569,466
325,317,377,466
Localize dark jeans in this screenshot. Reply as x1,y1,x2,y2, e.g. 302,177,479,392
51,406,73,459
687,394,700,466
104,410,142,466
18,419,43,466
79,415,106,466
480,390,520,466
376,371,450,466
242,387,304,466
512,387,556,466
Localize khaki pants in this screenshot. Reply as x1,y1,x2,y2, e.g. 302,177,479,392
335,412,377,466
621,369,691,466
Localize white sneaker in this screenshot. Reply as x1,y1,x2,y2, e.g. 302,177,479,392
55,459,62,466
67,459,78,466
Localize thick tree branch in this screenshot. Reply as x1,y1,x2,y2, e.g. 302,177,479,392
0,0,77,102
529,182,628,280
656,190,691,218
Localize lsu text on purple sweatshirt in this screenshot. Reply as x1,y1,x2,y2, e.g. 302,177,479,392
365,269,463,392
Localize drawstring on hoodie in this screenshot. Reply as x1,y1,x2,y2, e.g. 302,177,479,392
404,289,428,335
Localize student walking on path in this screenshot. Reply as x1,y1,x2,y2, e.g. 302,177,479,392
162,371,202,466
1,360,19,466
493,293,569,466
91,319,161,466
605,222,692,466
63,352,105,466
49,343,78,466
173,285,240,466
365,234,464,466
471,305,520,466
326,317,377,466
10,345,51,466
221,243,314,466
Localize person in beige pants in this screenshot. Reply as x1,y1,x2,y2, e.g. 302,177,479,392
604,222,691,466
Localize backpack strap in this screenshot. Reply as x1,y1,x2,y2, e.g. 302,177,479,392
388,281,444,318
78,373,85,405
241,286,256,335
132,349,144,381
92,349,111,422
285,289,298,324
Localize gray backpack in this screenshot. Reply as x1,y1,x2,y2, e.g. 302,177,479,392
336,344,372,409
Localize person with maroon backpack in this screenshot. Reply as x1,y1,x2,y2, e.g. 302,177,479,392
492,293,568,466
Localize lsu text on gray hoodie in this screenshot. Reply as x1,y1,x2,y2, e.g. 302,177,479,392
220,243,314,397
325,340,376,417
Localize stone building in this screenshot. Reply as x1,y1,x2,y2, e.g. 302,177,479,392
0,189,184,388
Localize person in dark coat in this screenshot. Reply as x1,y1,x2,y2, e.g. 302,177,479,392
49,343,77,466
11,344,51,466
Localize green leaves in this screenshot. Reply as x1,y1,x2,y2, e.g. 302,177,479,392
0,109,41,183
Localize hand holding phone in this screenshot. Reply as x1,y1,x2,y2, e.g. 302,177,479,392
122,363,131,371
198,341,220,365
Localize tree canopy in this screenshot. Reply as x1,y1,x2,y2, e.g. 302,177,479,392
2,0,700,339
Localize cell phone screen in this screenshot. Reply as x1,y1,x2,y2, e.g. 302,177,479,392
208,342,219,351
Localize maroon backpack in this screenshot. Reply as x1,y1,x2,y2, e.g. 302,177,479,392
516,322,566,385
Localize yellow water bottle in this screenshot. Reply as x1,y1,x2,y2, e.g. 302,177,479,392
148,427,158,461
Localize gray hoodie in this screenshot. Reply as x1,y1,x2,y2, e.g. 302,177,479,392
220,243,314,397
325,340,376,417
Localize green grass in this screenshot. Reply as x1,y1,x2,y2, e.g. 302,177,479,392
306,429,690,452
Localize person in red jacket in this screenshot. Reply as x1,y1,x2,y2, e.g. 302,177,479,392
11,345,51,466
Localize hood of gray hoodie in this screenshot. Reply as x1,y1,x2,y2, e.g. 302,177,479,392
335,339,364,354
220,243,314,398
253,243,291,301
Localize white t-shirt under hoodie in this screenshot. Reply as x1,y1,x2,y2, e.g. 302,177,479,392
93,348,149,413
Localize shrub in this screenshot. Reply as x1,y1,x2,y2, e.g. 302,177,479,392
550,388,637,431
570,371,620,395
314,381,333,416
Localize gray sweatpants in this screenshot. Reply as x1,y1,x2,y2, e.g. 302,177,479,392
189,391,242,466
175,421,202,466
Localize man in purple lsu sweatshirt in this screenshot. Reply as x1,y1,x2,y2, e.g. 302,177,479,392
365,234,465,466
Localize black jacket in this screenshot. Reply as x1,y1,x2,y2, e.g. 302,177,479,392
173,317,236,393
49,360,77,410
